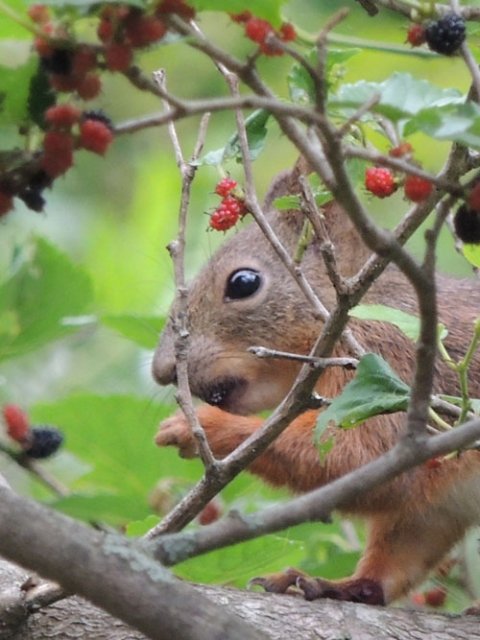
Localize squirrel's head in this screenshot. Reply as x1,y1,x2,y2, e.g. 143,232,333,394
152,210,327,415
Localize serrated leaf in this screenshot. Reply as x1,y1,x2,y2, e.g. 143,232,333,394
315,353,410,438
350,304,420,341
0,238,93,362
330,72,462,123
102,314,165,349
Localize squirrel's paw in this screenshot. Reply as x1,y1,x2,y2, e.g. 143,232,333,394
250,569,385,605
155,413,199,459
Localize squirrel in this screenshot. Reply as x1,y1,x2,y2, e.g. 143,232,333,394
152,162,480,607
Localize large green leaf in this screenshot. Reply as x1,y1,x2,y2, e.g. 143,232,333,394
32,394,203,518
102,314,165,349
315,353,410,439
0,238,93,362
330,72,462,122
0,0,34,38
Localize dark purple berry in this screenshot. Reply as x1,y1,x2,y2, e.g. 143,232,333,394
453,204,480,244
425,13,466,55
24,425,64,459
40,48,73,75
82,110,113,131
20,188,46,212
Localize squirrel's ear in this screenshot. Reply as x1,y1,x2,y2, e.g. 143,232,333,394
264,159,370,277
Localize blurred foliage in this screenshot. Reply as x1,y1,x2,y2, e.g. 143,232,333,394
0,0,479,613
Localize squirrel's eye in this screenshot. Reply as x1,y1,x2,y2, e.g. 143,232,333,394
225,269,262,300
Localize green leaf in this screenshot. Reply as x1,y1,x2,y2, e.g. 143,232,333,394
102,314,165,349
0,238,93,362
27,62,55,129
31,394,203,519
315,353,410,439
462,243,480,268
52,493,151,526
330,72,462,123
0,57,37,125
273,195,301,210
126,514,161,537
197,110,271,165
190,0,282,25
0,0,35,38
176,533,305,586
350,304,420,341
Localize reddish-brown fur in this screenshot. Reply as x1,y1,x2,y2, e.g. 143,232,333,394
152,167,480,605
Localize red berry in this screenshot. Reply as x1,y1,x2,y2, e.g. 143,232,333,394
44,103,81,128
468,183,480,211
41,131,74,177
209,196,243,231
0,191,13,217
215,177,237,197
156,0,195,19
34,36,54,58
230,11,252,23
76,73,102,100
125,14,166,47
245,17,273,44
406,23,426,47
389,142,413,158
2,404,30,442
411,592,426,606
198,498,222,525
279,22,296,42
43,130,74,155
105,42,133,71
72,46,97,76
404,175,434,202
79,119,114,155
28,4,50,24
49,73,79,93
365,167,397,198
423,587,447,607
97,18,114,43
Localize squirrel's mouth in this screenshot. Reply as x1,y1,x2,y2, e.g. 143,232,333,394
199,376,248,414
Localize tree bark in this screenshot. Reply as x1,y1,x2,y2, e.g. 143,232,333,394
0,558,477,640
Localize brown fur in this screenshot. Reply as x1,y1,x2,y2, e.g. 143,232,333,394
152,168,480,605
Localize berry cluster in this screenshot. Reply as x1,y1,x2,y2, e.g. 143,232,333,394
411,586,448,608
209,178,247,231
453,182,480,244
406,12,466,56
29,0,194,98
41,106,114,180
2,404,64,459
231,12,296,56
365,144,434,203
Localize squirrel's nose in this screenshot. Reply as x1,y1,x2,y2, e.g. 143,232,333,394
152,325,177,386
152,350,177,386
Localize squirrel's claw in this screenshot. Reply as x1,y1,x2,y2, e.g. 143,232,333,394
155,414,199,459
248,568,306,595
249,569,385,605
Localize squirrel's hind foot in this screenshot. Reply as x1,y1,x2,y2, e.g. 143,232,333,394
250,568,385,605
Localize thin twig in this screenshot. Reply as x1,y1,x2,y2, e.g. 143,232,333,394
153,69,215,469
248,346,358,369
